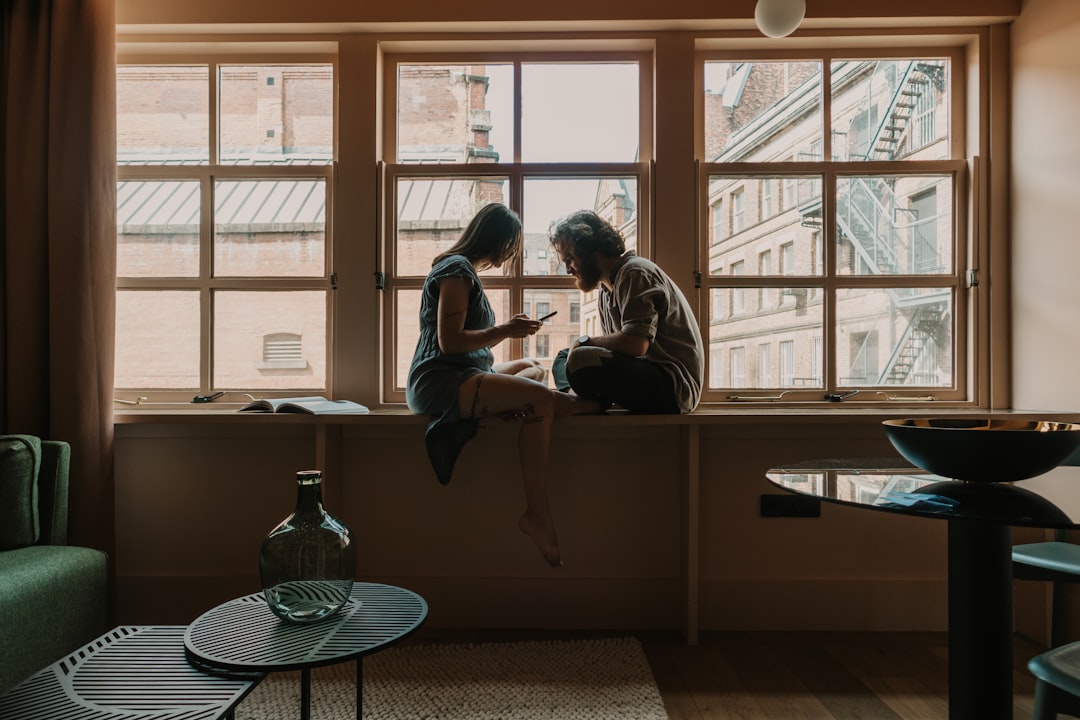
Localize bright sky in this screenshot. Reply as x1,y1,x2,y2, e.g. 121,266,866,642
486,63,640,233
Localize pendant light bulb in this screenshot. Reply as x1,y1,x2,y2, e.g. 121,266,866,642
754,0,806,38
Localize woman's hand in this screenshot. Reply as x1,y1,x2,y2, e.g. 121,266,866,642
501,313,542,339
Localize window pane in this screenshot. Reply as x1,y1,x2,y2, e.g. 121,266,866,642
395,177,510,277
397,64,513,164
117,66,209,164
836,287,952,387
525,177,638,274
708,287,824,389
831,59,949,162
704,61,822,162
117,180,200,277
219,65,333,164
522,63,639,162
214,179,326,277
213,291,326,389
115,291,200,388
836,174,953,276
707,176,821,276
524,288,580,379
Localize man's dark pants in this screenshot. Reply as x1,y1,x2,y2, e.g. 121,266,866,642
551,346,679,414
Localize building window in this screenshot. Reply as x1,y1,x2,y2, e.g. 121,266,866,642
758,343,771,388
730,346,746,388
783,173,796,211
910,70,939,152
115,58,334,397
702,54,962,399
780,340,794,387
732,187,745,233
385,55,651,399
711,198,724,244
709,350,723,389
759,250,773,310
908,188,942,273
730,260,745,315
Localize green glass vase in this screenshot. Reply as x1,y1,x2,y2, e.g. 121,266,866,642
259,470,357,622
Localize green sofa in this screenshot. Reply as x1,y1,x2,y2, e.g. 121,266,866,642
0,435,109,694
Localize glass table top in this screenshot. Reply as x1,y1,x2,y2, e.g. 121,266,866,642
766,457,1080,529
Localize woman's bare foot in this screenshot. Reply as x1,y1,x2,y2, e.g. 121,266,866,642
519,511,562,567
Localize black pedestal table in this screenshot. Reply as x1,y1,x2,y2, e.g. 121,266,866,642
766,458,1080,720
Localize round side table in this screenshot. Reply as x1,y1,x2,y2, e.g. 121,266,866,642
184,582,427,720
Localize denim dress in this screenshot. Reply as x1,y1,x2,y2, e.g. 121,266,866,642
406,255,495,484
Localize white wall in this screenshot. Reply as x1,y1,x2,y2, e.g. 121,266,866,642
1011,0,1080,410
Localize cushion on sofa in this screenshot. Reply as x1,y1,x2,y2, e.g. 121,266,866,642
0,435,41,550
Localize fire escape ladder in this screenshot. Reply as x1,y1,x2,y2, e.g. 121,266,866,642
877,303,946,385
866,61,935,161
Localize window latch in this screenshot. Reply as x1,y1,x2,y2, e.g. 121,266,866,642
825,389,860,402
192,391,224,403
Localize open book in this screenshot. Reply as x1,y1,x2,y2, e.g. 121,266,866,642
239,396,370,415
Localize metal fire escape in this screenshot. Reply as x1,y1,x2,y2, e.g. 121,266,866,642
797,60,949,386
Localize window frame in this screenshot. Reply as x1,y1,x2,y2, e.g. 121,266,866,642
379,50,653,404
115,48,338,402
697,44,971,404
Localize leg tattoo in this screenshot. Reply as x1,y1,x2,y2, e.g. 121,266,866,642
522,402,545,424
470,374,485,417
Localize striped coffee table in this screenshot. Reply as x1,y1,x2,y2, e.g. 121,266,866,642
0,625,263,720
184,582,428,720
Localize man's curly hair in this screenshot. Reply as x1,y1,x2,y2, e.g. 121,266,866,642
548,210,626,259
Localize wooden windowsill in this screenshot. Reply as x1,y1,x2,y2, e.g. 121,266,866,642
113,405,1080,426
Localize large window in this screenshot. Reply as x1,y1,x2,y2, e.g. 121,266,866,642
115,56,335,398
701,54,966,401
383,55,651,400
112,35,985,409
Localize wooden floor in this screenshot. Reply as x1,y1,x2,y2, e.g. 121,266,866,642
641,631,1046,720
415,628,1048,719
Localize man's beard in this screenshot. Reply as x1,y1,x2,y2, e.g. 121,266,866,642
574,254,603,292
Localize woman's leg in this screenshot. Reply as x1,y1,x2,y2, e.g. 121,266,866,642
456,373,591,566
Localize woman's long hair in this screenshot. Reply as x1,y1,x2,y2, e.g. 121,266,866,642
433,203,523,269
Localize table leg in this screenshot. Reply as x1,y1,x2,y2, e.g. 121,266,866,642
301,667,311,720
948,519,1013,720
356,658,364,720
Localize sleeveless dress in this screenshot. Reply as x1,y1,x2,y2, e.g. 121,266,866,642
405,255,495,484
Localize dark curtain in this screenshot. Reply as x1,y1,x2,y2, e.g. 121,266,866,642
1,0,117,556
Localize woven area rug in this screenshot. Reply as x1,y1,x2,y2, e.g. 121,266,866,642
234,636,669,720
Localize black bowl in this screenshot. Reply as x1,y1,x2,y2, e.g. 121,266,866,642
882,418,1080,483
